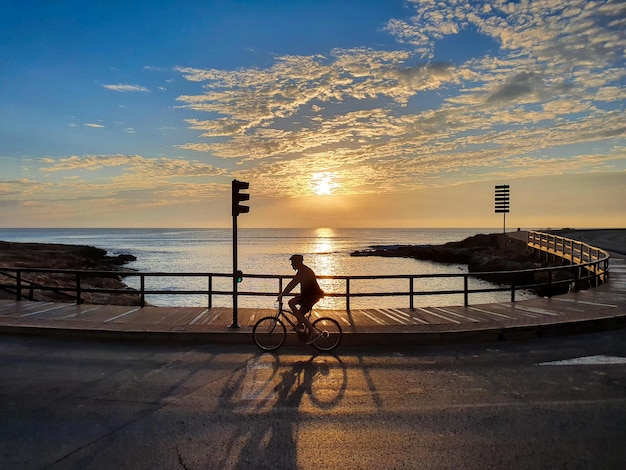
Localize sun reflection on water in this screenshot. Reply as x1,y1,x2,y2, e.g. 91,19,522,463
312,228,336,276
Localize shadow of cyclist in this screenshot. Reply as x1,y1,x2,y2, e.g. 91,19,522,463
213,352,347,468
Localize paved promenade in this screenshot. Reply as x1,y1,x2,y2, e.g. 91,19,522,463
1,230,625,346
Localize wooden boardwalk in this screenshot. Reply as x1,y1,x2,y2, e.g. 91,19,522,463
1,252,625,345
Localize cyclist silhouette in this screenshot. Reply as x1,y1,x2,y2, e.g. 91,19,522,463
278,254,324,343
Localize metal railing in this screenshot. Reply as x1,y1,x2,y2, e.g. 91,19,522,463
0,231,610,310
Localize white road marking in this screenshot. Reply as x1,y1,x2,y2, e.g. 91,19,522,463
189,308,210,324
103,307,141,322
513,305,559,316
418,307,461,324
538,355,626,366
468,306,515,319
359,310,387,325
203,311,222,325
18,303,70,318
553,298,618,308
434,306,480,322
377,308,411,325
61,306,100,318
392,308,429,325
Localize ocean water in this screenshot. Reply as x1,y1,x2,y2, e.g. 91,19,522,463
0,228,536,308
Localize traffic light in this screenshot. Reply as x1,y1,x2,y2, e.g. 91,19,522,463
236,270,244,283
232,179,250,216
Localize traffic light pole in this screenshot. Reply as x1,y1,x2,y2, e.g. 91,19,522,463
231,210,240,328
230,179,249,329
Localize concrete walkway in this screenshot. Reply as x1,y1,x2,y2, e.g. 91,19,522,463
1,231,625,346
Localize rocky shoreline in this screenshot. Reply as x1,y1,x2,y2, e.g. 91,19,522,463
0,241,141,305
1,232,575,306
352,233,563,296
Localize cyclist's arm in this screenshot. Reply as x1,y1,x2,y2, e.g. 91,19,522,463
278,273,301,300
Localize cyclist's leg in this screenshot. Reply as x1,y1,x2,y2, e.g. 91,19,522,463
289,296,316,335
300,299,322,342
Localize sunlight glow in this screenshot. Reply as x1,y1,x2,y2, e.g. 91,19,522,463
311,173,337,196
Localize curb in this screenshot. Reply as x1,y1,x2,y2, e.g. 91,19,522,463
2,313,625,347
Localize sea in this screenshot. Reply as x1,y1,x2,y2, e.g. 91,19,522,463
0,228,536,309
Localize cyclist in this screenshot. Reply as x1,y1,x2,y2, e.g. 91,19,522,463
278,254,324,343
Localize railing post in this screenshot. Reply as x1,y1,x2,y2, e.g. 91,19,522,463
409,277,414,309
16,271,21,301
76,272,82,305
546,268,552,298
510,273,516,302
208,275,213,309
140,275,145,307
346,278,351,312
464,275,469,307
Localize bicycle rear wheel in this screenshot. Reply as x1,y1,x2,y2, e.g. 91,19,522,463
253,316,286,351
311,317,342,351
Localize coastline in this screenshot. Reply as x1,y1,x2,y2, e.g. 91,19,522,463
0,241,140,305
2,233,535,305
2,229,623,306
352,232,540,272
351,232,559,295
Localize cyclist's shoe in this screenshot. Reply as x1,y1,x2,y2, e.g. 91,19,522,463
296,328,308,342
306,331,321,345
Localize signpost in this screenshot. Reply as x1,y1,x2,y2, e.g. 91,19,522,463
494,184,510,233
231,179,249,328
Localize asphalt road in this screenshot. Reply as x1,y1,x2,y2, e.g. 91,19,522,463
2,331,626,470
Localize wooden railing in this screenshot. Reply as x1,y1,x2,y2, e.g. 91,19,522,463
0,231,610,310
527,230,610,282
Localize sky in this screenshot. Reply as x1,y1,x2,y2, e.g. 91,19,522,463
1,0,624,229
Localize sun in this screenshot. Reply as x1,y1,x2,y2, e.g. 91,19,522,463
311,173,337,196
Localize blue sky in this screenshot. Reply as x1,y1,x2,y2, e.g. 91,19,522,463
1,0,624,228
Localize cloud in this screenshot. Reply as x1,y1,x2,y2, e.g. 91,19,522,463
83,123,105,128
39,154,226,179
487,71,543,103
101,83,150,92
0,155,231,220
170,0,624,199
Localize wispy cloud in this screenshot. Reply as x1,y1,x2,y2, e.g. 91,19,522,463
101,83,150,92
0,154,231,220
39,154,225,179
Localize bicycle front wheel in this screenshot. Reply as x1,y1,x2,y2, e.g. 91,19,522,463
311,317,342,352
253,316,286,351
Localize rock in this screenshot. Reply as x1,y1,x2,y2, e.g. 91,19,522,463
0,241,141,305
352,233,558,294
112,254,137,264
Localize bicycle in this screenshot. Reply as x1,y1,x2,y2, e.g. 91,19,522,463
252,300,342,352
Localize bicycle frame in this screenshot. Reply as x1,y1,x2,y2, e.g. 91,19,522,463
275,302,309,332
